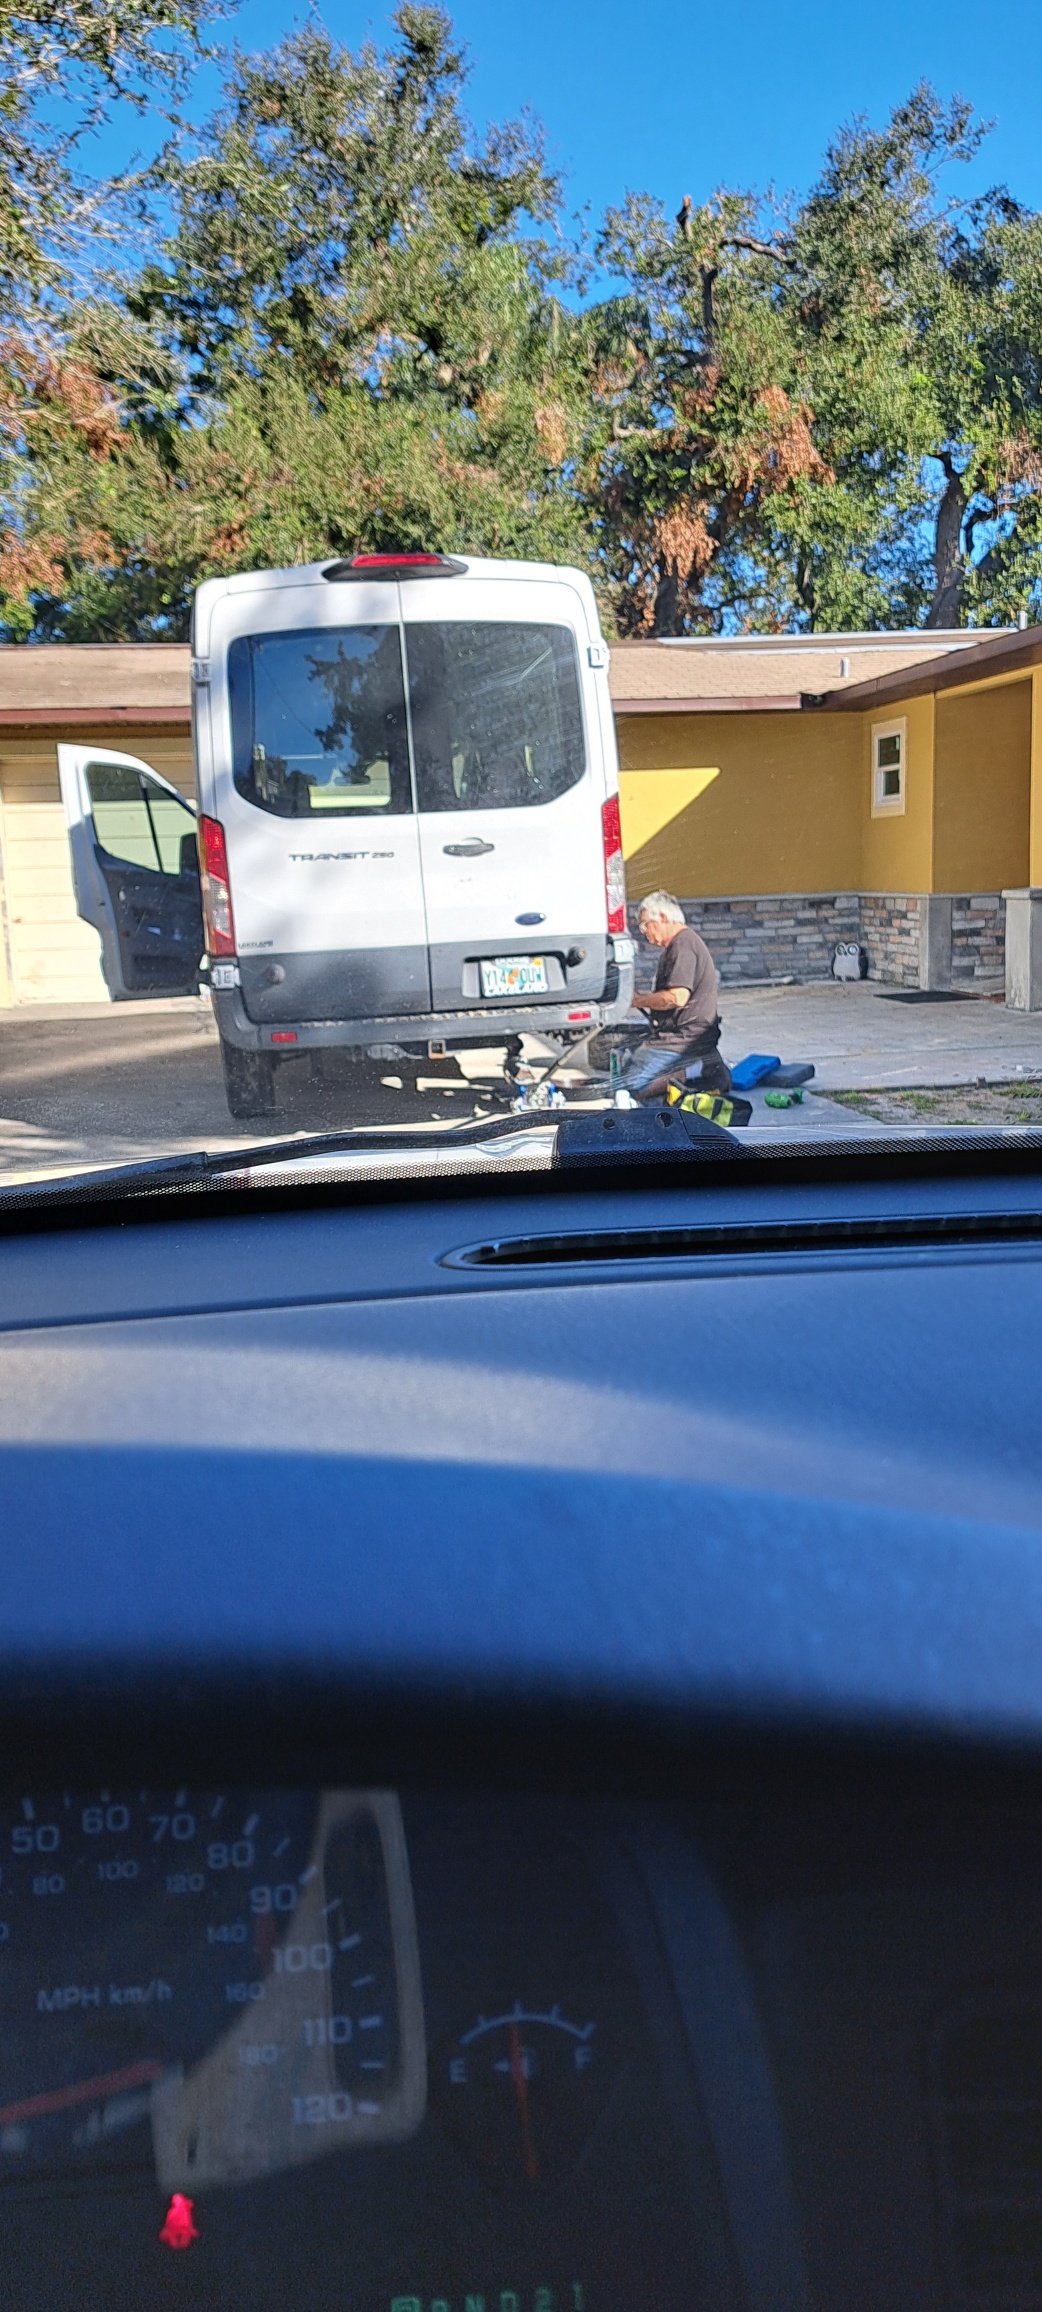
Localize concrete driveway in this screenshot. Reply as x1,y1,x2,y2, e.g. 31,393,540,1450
2,980,1041,1182
716,979,1042,1091
0,999,512,1181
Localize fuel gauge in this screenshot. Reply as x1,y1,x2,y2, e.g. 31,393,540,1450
436,2004,605,2191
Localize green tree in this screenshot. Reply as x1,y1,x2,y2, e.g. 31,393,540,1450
0,6,604,638
774,87,1042,629
8,39,1042,642
131,7,559,393
591,185,832,633
0,0,217,302
914,195,1042,625
592,85,1042,633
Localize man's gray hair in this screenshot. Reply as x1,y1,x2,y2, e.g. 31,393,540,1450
637,890,686,927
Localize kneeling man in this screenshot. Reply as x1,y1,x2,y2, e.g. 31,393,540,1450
617,892,731,1099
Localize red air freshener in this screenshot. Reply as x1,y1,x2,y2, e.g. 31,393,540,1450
159,2193,199,2250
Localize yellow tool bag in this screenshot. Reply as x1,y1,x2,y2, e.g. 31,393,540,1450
665,1083,753,1129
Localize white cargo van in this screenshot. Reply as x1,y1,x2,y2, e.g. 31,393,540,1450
62,551,635,1117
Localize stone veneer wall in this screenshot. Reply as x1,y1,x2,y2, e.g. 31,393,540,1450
628,890,1007,988
859,893,922,987
627,892,861,987
950,893,1005,984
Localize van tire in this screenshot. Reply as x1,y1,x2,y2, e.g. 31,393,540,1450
220,1039,277,1119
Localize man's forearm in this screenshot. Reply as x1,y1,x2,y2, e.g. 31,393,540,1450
632,986,691,1012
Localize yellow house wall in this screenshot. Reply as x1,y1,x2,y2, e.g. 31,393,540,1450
617,711,861,899
932,680,1031,893
857,690,936,893
0,731,194,1006
1029,667,1042,887
618,673,1034,903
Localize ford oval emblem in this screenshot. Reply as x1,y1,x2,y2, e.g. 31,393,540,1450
515,912,545,925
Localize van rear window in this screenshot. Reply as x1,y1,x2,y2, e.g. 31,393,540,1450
406,622,585,810
228,626,412,818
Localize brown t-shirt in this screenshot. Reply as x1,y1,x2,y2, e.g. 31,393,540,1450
651,925,719,1038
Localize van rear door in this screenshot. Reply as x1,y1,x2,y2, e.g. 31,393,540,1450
214,607,431,1025
402,579,608,1012
58,745,203,999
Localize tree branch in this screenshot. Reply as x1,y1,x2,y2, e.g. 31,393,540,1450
700,261,718,356
720,230,792,262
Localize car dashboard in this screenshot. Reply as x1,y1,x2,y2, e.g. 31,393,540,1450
2,1145,1042,2311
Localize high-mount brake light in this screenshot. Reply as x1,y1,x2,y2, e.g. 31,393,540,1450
322,552,466,582
601,793,627,936
352,553,443,568
198,815,236,958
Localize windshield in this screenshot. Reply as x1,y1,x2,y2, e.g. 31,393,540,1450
3,1,1042,1192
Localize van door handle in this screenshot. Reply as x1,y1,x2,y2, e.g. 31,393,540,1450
443,839,494,857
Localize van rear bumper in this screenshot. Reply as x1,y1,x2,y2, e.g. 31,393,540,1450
211,965,634,1052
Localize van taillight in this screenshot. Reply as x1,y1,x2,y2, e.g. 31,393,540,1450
601,794,626,936
198,815,236,957
323,551,465,582
349,553,444,569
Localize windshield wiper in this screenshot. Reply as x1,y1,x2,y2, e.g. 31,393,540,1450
4,1105,1042,1210
0,1111,569,1208
0,1102,742,1208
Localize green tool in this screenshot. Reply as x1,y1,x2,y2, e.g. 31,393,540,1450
763,1087,804,1109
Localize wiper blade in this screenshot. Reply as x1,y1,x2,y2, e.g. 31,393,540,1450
0,1111,570,1208
0,1099,746,1208
3,1106,1041,1212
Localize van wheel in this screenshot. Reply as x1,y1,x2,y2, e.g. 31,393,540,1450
220,1039,277,1120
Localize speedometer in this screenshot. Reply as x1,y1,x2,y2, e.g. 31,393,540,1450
0,1791,720,2312
0,1788,425,2193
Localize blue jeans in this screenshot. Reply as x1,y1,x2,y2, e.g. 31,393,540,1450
624,1044,699,1092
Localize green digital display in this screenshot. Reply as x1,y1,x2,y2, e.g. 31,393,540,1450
390,2289,585,2312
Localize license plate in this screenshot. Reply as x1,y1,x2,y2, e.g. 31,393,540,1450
479,955,549,999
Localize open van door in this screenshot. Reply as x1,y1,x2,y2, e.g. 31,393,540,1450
58,745,205,999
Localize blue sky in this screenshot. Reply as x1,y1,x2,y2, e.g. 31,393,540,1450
91,0,1042,242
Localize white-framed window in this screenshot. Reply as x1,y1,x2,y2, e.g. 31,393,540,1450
871,718,906,816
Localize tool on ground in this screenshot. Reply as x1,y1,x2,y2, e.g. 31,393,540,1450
730,1053,781,1089
764,1062,815,1087
730,1055,816,1090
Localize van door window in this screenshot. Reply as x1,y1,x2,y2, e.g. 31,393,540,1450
88,764,164,869
146,789,197,874
229,627,412,818
406,622,585,811
77,760,203,999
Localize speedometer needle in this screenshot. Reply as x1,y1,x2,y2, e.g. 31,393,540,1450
0,2059,165,2127
507,2023,538,2183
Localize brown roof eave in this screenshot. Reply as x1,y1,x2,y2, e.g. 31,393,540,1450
0,705,191,730
611,693,802,715
807,626,1042,712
